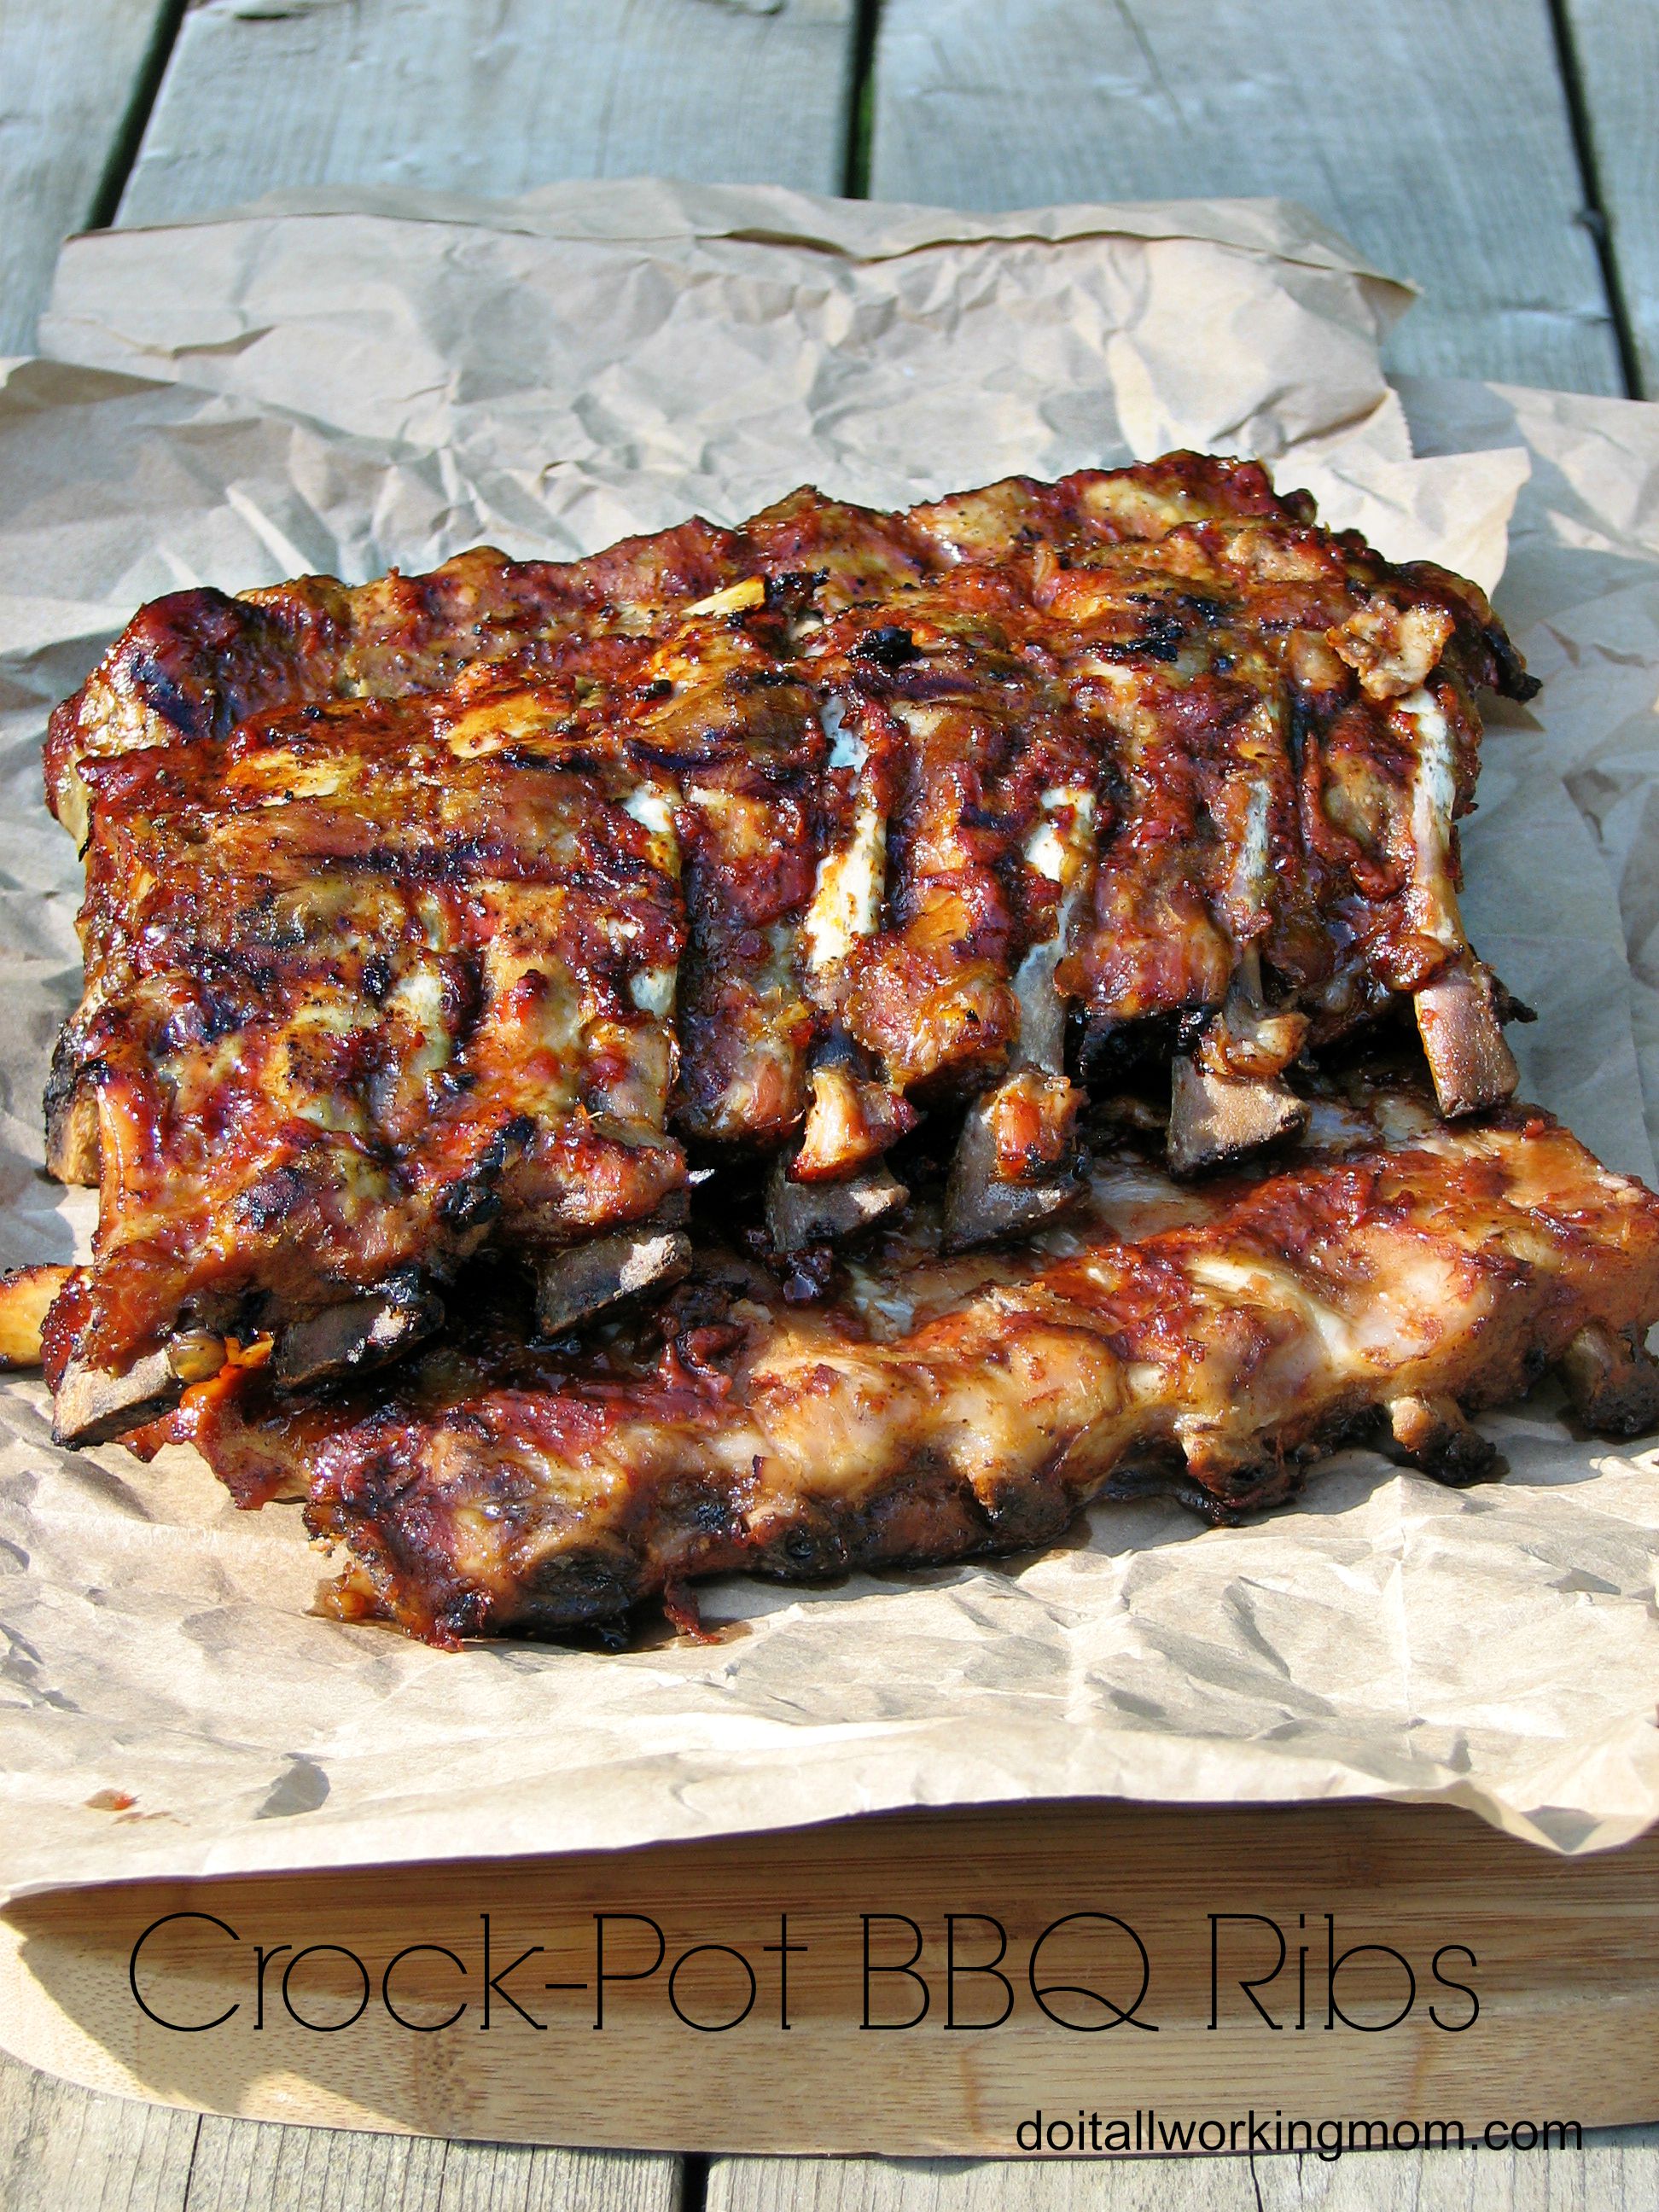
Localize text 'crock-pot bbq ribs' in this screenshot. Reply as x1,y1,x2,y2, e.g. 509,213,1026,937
11,451,1659,1642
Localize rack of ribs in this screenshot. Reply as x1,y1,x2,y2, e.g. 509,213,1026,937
115,1083,1659,1646
37,454,1545,1447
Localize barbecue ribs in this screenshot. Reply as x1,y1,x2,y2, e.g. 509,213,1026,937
40,455,1543,1446
123,1084,1659,1645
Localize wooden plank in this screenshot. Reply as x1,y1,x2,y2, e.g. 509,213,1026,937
0,1,178,354
4,1802,1657,2154
0,2050,683,2212
708,2156,1254,2207
0,2047,196,2212
868,0,1623,393
1561,0,1659,396
710,2132,1659,2209
117,0,857,228
181,2113,682,2210
5,2036,1654,2212
181,2119,444,2211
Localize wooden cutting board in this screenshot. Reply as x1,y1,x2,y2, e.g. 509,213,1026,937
3,1799,1656,2156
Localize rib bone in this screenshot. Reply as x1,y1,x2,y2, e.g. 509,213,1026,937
1414,958,1519,1118
1157,683,1302,1176
943,1088,1080,1251
780,697,911,1204
943,785,1094,1249
1167,1056,1307,1178
535,1216,693,1337
802,701,884,981
1167,949,1309,1177
1557,1322,1659,1437
53,1348,180,1447
766,1158,907,1253
275,1282,445,1388
1391,685,1518,1117
1385,1392,1505,1486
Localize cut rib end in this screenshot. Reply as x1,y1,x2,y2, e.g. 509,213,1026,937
1385,1393,1505,1487
535,1222,693,1338
53,1348,181,1448
275,1281,445,1388
765,1159,908,1254
1413,960,1519,1118
1558,1323,1659,1439
941,1089,1083,1253
1167,1057,1308,1178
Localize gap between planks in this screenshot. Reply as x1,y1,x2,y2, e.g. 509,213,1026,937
841,0,885,196
1545,0,1642,396
1555,0,1658,395
0,0,184,354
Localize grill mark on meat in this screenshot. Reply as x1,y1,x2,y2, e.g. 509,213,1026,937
942,782,1097,1247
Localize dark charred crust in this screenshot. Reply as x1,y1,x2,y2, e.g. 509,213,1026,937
1079,1010,1204,1086
1489,974,1538,1026
125,591,276,739
857,1468,993,1563
1097,1445,1310,1525
852,626,920,669
973,1473,1078,1549
1172,1461,1308,1526
1485,623,1543,702
752,1500,854,1580
440,1183,502,1231
512,1547,649,1635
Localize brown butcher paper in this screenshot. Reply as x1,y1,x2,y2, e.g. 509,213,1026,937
0,183,1655,1901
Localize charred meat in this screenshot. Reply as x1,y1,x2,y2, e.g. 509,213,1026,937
42,456,1542,1438
121,1086,1659,1645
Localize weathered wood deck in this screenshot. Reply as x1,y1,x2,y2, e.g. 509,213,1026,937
1,1,1655,2203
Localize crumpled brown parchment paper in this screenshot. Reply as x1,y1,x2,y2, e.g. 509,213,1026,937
0,183,1655,1901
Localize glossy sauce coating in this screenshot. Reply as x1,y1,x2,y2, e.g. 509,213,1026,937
47,456,1537,1381
144,1089,1659,1644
